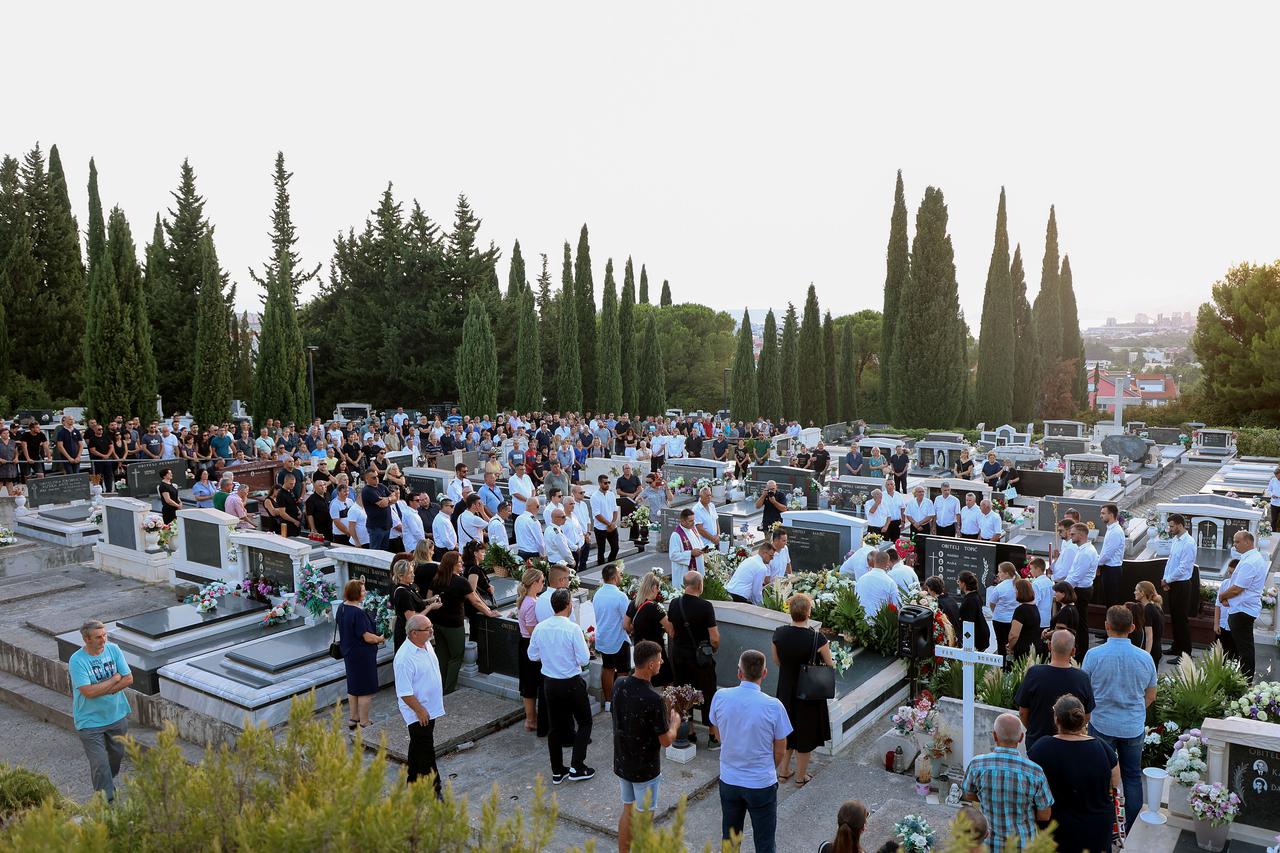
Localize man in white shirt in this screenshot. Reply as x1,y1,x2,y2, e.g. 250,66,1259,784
590,474,620,565
486,501,511,549
887,550,919,594
933,482,961,537
546,508,577,566
457,494,488,548
1066,522,1100,662
693,488,719,550
543,487,566,527
904,487,935,539
668,508,707,576
527,588,594,783
1051,519,1078,582
1162,513,1197,661
725,542,775,605
864,489,891,536
568,490,593,573
535,563,574,622
1029,558,1054,631
1264,467,1280,537
514,496,545,561
431,498,458,552
508,467,534,516
881,479,907,540
958,492,982,539
394,614,445,797
446,462,474,507
768,528,791,576
855,550,901,616
399,493,427,553
977,499,1003,542
1219,530,1267,678
650,430,669,472
159,424,179,459
1097,503,1126,607
667,431,686,460
839,538,877,580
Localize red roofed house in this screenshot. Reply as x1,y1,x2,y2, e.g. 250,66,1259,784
1087,370,1143,411
1133,373,1180,407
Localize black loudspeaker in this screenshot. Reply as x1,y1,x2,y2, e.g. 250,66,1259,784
897,604,935,660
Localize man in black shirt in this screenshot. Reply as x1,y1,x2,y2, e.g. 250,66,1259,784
810,441,831,478
888,445,910,493
712,434,730,463
686,431,704,459
612,639,681,852
1013,629,1096,752
361,469,394,550
615,463,642,547
19,422,49,480
668,571,721,743
54,416,83,475
87,424,115,490
305,479,333,539
755,479,787,531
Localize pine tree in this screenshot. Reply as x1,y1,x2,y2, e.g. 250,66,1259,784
637,312,665,416
515,287,542,412
191,233,232,426
839,319,857,421
156,159,210,413
660,280,672,307
881,170,909,394
33,145,86,399
1010,244,1038,423
0,155,20,261
574,225,597,409
822,311,838,424
974,188,1014,426
619,257,638,414
456,295,498,416
639,264,649,304
557,242,582,412
889,186,966,427
797,285,826,425
756,309,782,421
597,258,622,412
730,308,758,421
251,154,311,425
0,298,9,400
1032,206,1062,408
1059,255,1087,409
107,207,157,418
83,159,107,409
779,303,800,420
535,254,559,409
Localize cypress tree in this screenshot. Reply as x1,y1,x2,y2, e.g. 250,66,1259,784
797,285,826,425
839,319,857,421
456,295,498,417
251,154,311,425
637,311,666,416
85,159,106,287
597,258,622,412
1010,244,1038,423
779,303,800,420
974,188,1014,426
0,298,9,400
557,242,582,412
35,145,86,399
639,264,649,304
823,311,838,424
730,308,758,421
108,207,157,419
507,239,527,298
1060,255,1087,409
0,193,42,385
881,170,909,394
157,160,210,413
87,235,139,421
236,310,254,404
619,257,638,414
515,287,542,412
84,159,106,408
0,155,19,260
1032,206,1062,403
535,253,559,409
889,186,966,427
756,309,781,421
660,279,672,307
191,233,232,426
573,225,596,408
496,240,527,404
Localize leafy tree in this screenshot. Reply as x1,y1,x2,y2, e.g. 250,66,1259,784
556,242,582,412
660,279,672,307
636,310,666,416
975,188,1014,425
156,159,211,413
107,207,157,419
514,287,542,412
456,295,498,417
779,303,799,420
1032,206,1062,411
597,258,622,412
822,311,838,424
1010,244,1038,423
797,285,826,425
730,308,758,420
881,170,909,393
1192,261,1280,425
190,233,232,427
756,309,782,420
573,224,596,408
534,253,558,409
838,319,857,421
619,257,638,414
1059,254,1087,409
639,263,649,304
889,186,966,427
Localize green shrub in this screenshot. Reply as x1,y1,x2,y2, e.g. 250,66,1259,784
1152,644,1246,734
0,765,60,826
701,572,731,602
1237,428,1280,458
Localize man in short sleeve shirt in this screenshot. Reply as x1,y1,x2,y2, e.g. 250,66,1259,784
69,619,134,801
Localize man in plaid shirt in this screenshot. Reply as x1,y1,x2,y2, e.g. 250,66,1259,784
963,713,1053,851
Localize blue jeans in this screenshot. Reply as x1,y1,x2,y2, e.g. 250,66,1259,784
367,527,390,551
720,781,778,853
619,775,661,812
1089,724,1143,833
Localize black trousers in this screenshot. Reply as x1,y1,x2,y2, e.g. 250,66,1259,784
672,651,717,726
730,593,751,604
595,528,619,565
1074,586,1093,663
544,675,592,775
1099,566,1124,608
893,473,908,492
93,461,115,489
1165,579,1192,657
651,454,665,474
407,719,442,798
885,520,901,541
574,544,590,573
619,498,639,541
994,620,1011,658
935,524,957,538
1228,612,1257,679
1271,504,1280,535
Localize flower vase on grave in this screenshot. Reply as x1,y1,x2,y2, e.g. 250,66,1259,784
14,493,25,511
1167,779,1195,818
461,640,479,677
1194,819,1229,852
673,715,694,750
1140,768,1168,825
90,483,103,505
144,530,160,550
1261,608,1276,631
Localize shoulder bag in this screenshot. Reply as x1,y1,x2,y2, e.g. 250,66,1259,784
673,597,716,668
329,604,344,660
795,626,835,701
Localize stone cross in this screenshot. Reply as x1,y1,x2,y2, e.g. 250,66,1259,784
934,620,1004,769
1096,373,1138,430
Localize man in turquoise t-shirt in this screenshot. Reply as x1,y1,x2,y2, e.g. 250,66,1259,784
69,619,133,801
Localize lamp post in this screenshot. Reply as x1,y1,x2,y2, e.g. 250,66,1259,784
306,346,319,423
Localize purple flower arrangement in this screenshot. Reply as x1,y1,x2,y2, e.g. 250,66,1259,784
1187,782,1241,827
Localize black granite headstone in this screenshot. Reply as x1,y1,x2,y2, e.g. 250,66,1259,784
1067,459,1110,484
351,562,395,596
1015,470,1065,499
1045,422,1084,438
828,478,881,515
473,614,522,677
1146,427,1184,445
118,594,268,640
105,505,136,550
183,517,224,568
27,473,91,507
245,547,296,593
1227,743,1280,833
786,524,845,572
1202,431,1231,448
915,534,998,596
125,459,181,500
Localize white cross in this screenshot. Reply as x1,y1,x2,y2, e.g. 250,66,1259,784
934,620,1004,770
1096,373,1138,430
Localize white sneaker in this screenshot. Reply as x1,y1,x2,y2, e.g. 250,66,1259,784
603,702,611,713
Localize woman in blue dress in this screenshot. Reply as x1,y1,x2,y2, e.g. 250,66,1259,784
336,578,384,730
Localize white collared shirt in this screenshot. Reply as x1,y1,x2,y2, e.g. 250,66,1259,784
590,489,619,531
986,578,1018,623
394,640,445,724
543,501,564,527
725,555,771,604
514,511,545,556
669,525,705,575
693,501,720,548
1164,531,1196,583
1224,549,1268,617
839,544,875,579
865,501,890,528
959,504,982,535
905,497,935,525
431,512,457,551
933,494,961,527
527,614,590,679
399,500,426,552
977,509,1002,540
889,563,919,593
769,545,791,577
1053,538,1078,581
457,509,486,548
1265,477,1280,507
571,501,592,538
546,524,575,564
855,569,900,616
881,491,906,520
564,513,586,550
447,476,472,505
1032,573,1054,627
508,473,534,515
1099,521,1126,567
487,516,509,548
1068,541,1099,589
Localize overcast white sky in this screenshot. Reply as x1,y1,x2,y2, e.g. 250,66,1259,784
5,2,1278,329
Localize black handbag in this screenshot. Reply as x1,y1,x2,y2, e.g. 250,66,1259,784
329,604,343,660
674,598,716,668
795,627,835,701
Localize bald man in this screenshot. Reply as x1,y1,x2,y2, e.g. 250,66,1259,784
962,713,1053,852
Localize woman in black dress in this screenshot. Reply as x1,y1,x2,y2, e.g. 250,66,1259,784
157,467,182,525
336,579,385,730
772,593,833,787
462,541,497,638
1125,600,1148,651
925,575,962,642
957,571,991,652
1135,581,1164,669
734,439,750,480
952,449,975,481
625,572,673,687
1004,579,1041,661
1028,694,1119,853
391,559,438,651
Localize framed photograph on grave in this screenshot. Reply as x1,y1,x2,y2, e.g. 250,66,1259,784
1226,743,1280,833
1196,519,1220,550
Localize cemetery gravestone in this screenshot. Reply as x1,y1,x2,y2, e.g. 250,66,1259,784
1146,426,1184,445
1043,420,1085,438
1036,497,1109,533
183,516,223,569
105,505,137,550
786,525,844,572
1013,470,1065,499
1064,455,1112,488
245,546,296,593
27,473,91,507
351,561,395,596
1043,437,1089,458
125,458,180,499
1100,434,1149,465
917,535,998,596
1201,717,1280,845
827,477,883,516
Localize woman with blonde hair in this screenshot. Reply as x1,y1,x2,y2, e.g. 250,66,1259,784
516,567,545,730
384,463,406,490
1135,580,1163,669
391,558,439,651
625,571,673,687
